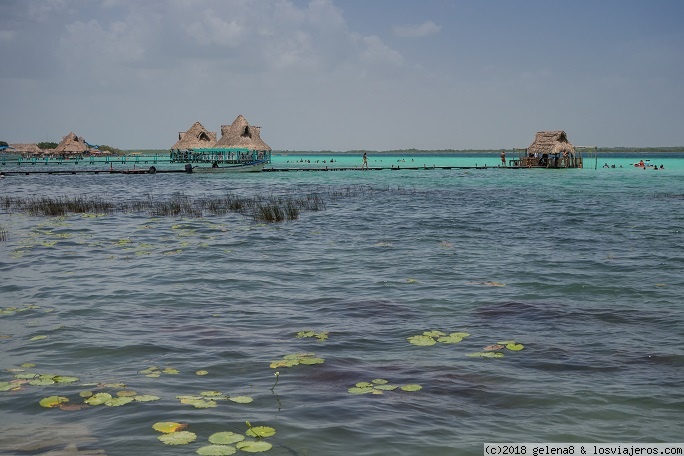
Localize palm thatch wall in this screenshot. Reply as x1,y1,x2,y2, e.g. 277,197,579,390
527,131,575,155
215,115,271,151
171,122,217,150
54,132,90,154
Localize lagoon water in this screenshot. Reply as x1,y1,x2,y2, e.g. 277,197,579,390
1,152,683,455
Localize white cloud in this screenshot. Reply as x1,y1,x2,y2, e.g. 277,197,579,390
393,20,440,38
359,35,403,66
185,10,246,47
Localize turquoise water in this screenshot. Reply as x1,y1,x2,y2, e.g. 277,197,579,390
1,153,683,455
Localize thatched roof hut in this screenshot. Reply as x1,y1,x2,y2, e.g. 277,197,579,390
54,132,90,154
215,115,271,151
9,143,43,155
527,131,575,155
171,122,217,150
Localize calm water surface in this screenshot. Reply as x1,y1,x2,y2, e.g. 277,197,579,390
1,153,683,455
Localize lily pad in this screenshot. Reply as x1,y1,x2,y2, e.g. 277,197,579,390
407,335,437,346
348,386,374,394
196,370,209,376
436,334,464,344
373,384,399,391
355,382,373,388
197,445,237,455
246,426,276,438
371,379,388,385
153,422,187,433
85,392,113,405
158,430,197,445
209,432,245,445
39,395,69,408
505,343,524,351
236,441,273,453
105,397,134,407
400,384,423,392
467,352,504,358
228,396,253,404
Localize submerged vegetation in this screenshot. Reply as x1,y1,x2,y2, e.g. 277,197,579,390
0,185,425,223
0,225,7,242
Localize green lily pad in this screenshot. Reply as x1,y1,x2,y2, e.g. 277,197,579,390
468,352,504,358
39,395,69,408
236,440,273,453
450,332,470,338
246,426,276,438
153,422,186,433
162,367,179,374
85,392,113,405
158,430,197,445
201,391,223,397
373,384,399,391
116,390,137,397
196,445,237,455
348,386,374,394
400,384,423,392
423,330,446,337
497,340,516,345
228,396,253,404
105,397,134,407
298,357,324,365
196,370,209,376
371,379,388,385
407,335,437,346
355,382,373,388
209,432,245,445
505,343,524,351
436,335,463,344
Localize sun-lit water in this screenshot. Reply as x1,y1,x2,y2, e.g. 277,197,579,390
1,152,683,456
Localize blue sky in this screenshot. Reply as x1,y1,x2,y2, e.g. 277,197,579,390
1,0,682,150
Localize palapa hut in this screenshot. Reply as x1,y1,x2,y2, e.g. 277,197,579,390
169,115,271,166
170,121,217,150
54,132,91,156
215,115,271,152
515,130,582,168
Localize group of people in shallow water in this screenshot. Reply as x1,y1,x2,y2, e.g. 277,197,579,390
603,159,664,169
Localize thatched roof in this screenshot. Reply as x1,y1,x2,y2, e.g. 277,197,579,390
527,131,575,155
9,143,43,154
171,122,217,150
54,132,91,154
215,115,271,151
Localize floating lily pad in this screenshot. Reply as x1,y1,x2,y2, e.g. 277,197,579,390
196,444,237,455
39,395,69,408
153,422,187,433
228,396,253,404
85,392,113,405
105,396,134,407
423,330,446,338
407,335,437,346
374,384,399,391
270,353,324,368
196,370,209,376
201,391,223,397
371,379,388,385
467,352,504,358
506,343,524,351
29,335,47,341
348,386,374,394
116,390,137,397
209,432,245,445
246,426,276,438
236,440,273,453
162,367,179,374
400,384,423,392
355,382,373,388
296,330,329,341
436,334,464,344
158,430,197,445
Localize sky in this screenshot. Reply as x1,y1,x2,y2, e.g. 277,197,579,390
1,0,683,151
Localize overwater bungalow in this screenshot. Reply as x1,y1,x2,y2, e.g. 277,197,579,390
512,131,593,168
54,132,97,158
170,115,272,172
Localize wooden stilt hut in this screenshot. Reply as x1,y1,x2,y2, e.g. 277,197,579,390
213,115,272,163
512,131,584,168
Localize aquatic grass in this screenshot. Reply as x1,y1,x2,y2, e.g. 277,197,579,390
0,226,7,242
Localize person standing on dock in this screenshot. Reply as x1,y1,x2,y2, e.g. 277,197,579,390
362,152,368,170
500,150,506,166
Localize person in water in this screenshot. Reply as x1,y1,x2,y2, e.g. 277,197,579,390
362,152,368,170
